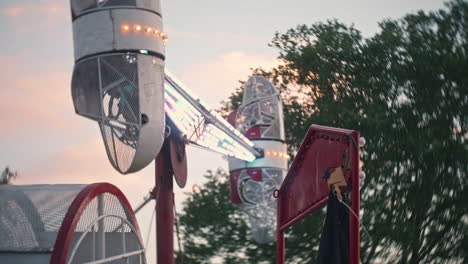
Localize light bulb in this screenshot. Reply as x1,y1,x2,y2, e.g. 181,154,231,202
124,54,136,64
121,24,130,32
359,137,366,147
359,171,366,181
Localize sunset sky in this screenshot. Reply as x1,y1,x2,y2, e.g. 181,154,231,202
0,0,447,262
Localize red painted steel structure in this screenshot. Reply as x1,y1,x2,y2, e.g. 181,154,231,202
155,140,175,264
50,183,143,264
276,125,360,264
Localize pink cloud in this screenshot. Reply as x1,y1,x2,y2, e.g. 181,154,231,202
0,56,77,135
2,6,26,17
16,139,112,184
0,0,68,30
178,51,278,107
0,0,67,17
15,138,155,200
12,136,192,207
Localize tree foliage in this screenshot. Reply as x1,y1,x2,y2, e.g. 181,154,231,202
177,169,324,264
180,1,468,263
177,169,274,264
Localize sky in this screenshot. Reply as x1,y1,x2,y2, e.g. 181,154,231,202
0,0,448,262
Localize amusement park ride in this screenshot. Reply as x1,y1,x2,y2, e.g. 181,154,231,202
0,0,365,263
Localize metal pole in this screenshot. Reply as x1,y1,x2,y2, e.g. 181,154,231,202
349,131,360,264
276,194,285,264
156,142,174,264
97,195,105,260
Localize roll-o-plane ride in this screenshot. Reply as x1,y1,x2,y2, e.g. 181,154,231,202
73,0,283,262
0,0,365,263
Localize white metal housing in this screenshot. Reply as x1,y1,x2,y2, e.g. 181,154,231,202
70,0,165,174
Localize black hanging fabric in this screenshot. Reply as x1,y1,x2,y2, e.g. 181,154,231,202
317,192,350,264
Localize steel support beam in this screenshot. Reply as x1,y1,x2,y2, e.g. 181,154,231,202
155,141,174,264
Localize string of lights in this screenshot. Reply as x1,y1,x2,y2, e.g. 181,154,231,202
121,23,169,44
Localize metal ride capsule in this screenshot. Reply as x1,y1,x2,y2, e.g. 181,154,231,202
228,76,288,244
70,0,166,174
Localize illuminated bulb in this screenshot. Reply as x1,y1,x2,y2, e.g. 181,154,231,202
121,24,130,32
359,171,366,181
145,26,152,33
273,152,277,157
124,54,136,64
153,29,160,36
134,24,142,32
266,151,270,156
359,137,366,147
160,32,165,38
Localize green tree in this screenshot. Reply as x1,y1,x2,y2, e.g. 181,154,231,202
177,169,323,264
1,166,17,185
181,1,468,263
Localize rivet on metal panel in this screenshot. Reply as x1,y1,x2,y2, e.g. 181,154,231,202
164,125,171,138
273,189,280,198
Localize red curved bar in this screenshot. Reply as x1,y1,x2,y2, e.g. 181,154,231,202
50,183,143,264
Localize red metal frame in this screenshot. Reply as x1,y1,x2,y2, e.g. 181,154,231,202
229,171,242,204
276,125,360,264
155,140,175,264
50,182,143,264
